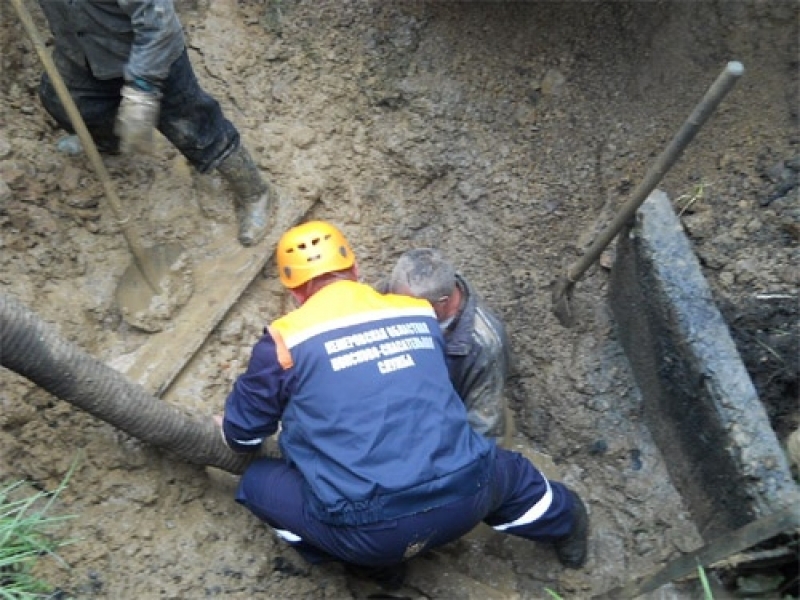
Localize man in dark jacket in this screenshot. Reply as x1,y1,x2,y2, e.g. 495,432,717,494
217,221,589,587
36,0,276,246
388,248,511,444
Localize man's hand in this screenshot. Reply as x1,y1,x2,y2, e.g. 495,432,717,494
213,414,231,448
115,84,161,154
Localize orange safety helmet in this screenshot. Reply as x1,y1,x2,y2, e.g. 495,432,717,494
276,221,355,288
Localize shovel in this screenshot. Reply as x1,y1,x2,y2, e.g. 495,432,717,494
551,61,744,327
11,0,193,332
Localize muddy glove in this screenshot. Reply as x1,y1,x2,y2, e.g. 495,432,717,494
115,83,161,154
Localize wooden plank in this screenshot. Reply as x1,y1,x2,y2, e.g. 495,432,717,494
593,506,800,599
121,195,316,396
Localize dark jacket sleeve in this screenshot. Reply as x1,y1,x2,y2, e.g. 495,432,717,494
451,304,512,441
221,333,291,453
118,0,185,85
459,349,508,440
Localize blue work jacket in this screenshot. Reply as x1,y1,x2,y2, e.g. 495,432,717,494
222,280,494,526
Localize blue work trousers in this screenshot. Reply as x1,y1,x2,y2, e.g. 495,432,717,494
236,447,575,568
38,48,239,173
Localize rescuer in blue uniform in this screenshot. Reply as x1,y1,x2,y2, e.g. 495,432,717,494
218,221,589,587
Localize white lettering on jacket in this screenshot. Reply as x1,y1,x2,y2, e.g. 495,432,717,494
377,353,415,374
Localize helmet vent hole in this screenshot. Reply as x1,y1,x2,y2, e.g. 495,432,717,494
276,222,354,288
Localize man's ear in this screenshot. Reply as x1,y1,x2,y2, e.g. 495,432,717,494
289,288,304,305
353,261,360,281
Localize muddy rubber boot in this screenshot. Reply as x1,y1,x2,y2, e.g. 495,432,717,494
554,489,589,569
56,134,120,156
216,144,275,247
56,134,83,155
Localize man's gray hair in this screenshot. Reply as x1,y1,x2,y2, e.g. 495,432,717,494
388,248,456,303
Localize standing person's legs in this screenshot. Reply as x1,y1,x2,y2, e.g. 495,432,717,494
156,49,239,173
158,49,275,246
38,52,122,153
484,447,589,567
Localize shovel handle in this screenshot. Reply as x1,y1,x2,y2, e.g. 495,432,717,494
564,61,744,285
9,0,161,293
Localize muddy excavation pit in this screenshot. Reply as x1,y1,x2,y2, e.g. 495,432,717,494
1,1,798,598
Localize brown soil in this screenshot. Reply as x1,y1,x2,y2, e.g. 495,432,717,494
1,1,797,598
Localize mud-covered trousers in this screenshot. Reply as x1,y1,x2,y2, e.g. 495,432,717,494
236,447,576,567
38,48,239,173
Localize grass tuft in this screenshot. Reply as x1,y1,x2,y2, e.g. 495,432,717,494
698,562,715,600
0,470,76,599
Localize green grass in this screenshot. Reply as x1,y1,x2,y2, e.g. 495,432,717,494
676,180,710,217
697,562,715,600
0,472,75,599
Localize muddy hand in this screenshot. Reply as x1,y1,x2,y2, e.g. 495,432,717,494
115,84,161,154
